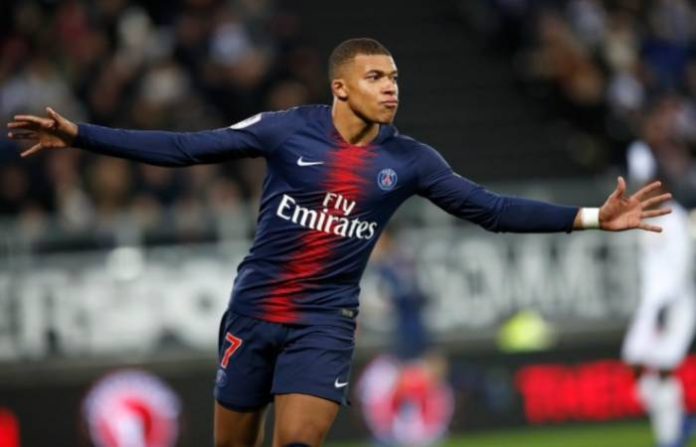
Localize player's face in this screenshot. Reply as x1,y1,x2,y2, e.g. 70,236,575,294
336,54,399,124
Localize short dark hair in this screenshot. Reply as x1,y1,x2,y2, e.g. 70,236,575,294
328,38,392,80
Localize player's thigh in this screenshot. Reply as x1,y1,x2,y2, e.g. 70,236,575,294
214,310,279,420
272,393,340,447
652,295,696,368
270,324,354,446
622,302,659,365
214,401,267,447
272,324,355,406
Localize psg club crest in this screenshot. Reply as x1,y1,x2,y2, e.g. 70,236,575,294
377,168,398,191
216,369,228,387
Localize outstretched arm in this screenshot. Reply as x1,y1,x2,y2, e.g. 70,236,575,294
575,176,671,232
7,107,298,166
416,145,671,233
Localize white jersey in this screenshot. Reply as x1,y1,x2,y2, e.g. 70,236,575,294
622,201,696,369
639,202,694,307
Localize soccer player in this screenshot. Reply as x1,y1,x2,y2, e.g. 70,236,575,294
371,228,431,361
621,122,696,447
7,38,672,447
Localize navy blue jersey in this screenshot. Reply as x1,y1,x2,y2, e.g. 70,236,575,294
75,105,578,328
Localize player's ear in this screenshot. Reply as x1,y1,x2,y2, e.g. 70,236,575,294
332,79,348,101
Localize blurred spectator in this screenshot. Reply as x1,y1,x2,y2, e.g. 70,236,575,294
0,55,85,120
0,165,31,215
371,228,431,360
136,165,183,207
265,79,310,111
525,10,605,107
88,158,133,230
46,150,94,232
568,0,607,50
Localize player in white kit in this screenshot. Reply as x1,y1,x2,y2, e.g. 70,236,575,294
622,140,696,447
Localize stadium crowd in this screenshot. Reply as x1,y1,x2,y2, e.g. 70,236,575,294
0,0,326,244
474,0,696,165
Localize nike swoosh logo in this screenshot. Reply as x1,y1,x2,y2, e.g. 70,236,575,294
297,157,324,167
334,378,349,388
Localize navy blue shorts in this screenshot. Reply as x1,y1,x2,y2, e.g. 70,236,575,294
214,310,355,412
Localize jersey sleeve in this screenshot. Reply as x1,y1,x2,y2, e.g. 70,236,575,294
415,144,578,233
74,109,302,166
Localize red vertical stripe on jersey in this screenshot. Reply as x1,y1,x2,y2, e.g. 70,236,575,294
262,139,376,323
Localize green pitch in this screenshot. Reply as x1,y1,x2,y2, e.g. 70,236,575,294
328,421,696,447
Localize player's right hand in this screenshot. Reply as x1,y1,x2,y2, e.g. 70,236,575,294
7,107,78,158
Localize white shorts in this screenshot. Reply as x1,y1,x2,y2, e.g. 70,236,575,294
622,292,696,370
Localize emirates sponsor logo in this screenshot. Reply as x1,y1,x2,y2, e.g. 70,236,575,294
276,192,378,240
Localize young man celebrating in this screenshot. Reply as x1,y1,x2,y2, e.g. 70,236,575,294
8,38,671,447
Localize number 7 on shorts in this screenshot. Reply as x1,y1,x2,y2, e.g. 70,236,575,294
220,333,243,368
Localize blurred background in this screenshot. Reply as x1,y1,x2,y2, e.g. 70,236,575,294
1,0,696,446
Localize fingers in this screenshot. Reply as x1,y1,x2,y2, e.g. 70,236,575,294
46,106,78,140
8,125,43,156
638,223,663,233
46,107,65,126
609,176,626,200
642,193,672,210
631,180,662,201
11,114,55,129
7,121,41,131
641,208,672,219
20,143,44,158
7,131,38,140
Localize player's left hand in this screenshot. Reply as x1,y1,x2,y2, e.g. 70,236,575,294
599,176,672,232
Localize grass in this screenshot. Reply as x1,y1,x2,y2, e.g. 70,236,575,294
328,421,696,447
